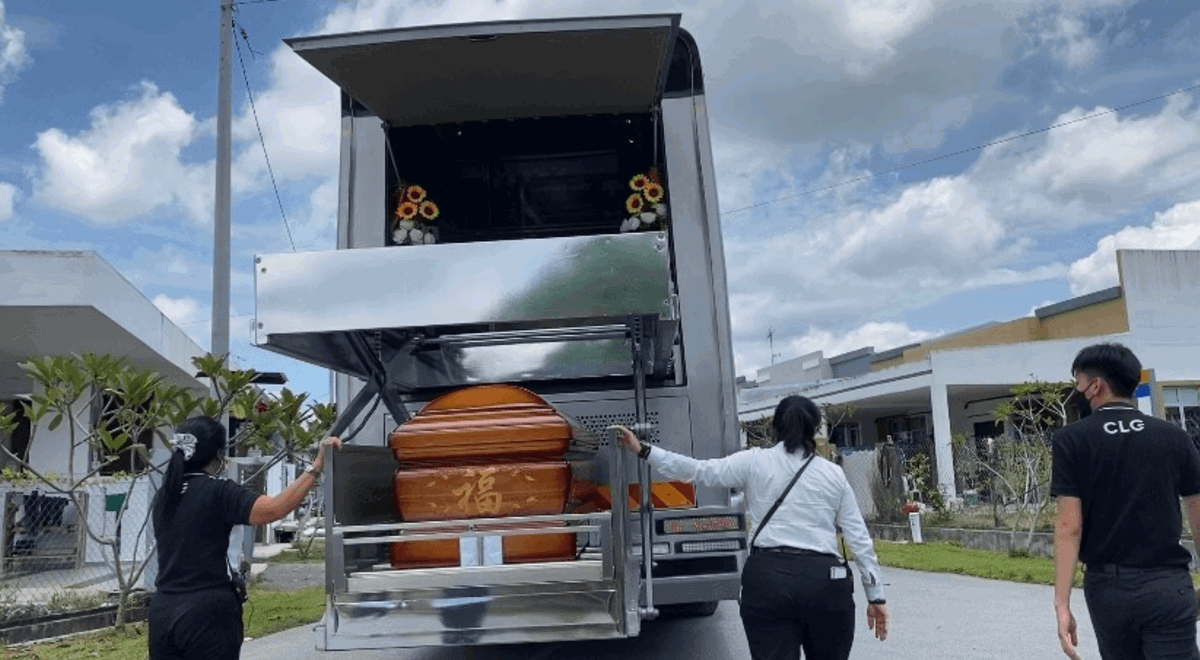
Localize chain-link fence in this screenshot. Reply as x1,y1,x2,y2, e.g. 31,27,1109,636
0,477,155,623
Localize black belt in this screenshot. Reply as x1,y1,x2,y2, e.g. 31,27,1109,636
1085,563,1185,575
751,546,832,558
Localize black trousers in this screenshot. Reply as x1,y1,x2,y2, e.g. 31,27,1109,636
1083,564,1199,660
149,587,244,660
739,550,855,660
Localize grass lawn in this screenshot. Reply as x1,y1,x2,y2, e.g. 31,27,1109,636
267,540,325,564
873,540,1081,586
1,586,324,659
873,541,1200,587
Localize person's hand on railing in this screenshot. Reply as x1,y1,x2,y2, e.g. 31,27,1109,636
311,436,343,472
608,424,643,455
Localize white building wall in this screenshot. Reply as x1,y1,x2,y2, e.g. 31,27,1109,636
1118,250,1200,383
756,351,831,386
82,477,155,566
26,387,93,480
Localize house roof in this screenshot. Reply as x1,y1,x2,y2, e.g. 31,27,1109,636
0,251,208,396
1034,286,1122,319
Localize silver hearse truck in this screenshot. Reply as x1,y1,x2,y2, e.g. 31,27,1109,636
252,14,747,651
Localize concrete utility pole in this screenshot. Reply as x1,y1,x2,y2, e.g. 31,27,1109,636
213,0,252,567
212,0,234,364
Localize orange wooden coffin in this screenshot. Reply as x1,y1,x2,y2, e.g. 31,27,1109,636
393,461,571,522
389,521,576,569
388,385,572,464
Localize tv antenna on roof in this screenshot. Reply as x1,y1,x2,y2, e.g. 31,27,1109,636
767,328,782,365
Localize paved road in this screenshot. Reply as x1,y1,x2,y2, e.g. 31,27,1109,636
242,568,1112,659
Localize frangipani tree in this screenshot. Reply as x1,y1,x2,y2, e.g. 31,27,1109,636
0,353,334,629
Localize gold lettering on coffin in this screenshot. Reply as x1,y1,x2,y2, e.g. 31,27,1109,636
452,469,504,515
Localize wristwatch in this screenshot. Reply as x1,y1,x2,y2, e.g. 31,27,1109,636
637,442,652,460
304,464,321,480
868,599,886,605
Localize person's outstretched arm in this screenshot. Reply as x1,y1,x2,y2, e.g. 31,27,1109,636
610,424,753,490
248,437,341,525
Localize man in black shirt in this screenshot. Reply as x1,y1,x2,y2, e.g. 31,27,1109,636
1052,343,1200,660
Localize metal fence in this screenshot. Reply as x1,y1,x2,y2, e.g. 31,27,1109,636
0,477,155,623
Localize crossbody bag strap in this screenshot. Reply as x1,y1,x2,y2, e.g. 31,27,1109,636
750,454,816,549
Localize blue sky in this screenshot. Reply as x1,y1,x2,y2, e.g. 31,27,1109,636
2,0,1199,401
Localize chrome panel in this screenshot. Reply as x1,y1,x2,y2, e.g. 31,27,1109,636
327,576,621,649
254,233,674,380
347,560,605,592
256,233,672,336
661,94,738,507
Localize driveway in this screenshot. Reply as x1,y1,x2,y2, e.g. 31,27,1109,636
239,567,1124,659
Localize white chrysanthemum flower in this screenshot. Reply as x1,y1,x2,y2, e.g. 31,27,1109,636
399,219,415,231
654,204,667,216
410,228,424,242
640,212,657,226
629,216,641,230
423,232,437,244
392,229,408,244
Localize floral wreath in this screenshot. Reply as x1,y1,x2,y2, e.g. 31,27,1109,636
391,182,441,245
620,168,668,233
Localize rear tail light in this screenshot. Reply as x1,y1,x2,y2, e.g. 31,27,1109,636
662,515,741,534
678,539,743,553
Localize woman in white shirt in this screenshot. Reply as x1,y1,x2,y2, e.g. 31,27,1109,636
613,395,888,660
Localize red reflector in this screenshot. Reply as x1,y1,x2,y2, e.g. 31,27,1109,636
663,516,741,534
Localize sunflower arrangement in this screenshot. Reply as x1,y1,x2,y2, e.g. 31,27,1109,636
391,182,442,245
620,168,668,233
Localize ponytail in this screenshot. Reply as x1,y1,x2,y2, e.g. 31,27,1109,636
772,395,820,455
151,450,188,530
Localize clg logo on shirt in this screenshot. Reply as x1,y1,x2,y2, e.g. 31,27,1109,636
1102,419,1144,435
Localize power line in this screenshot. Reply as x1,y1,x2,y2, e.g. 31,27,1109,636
722,80,1200,216
233,19,297,252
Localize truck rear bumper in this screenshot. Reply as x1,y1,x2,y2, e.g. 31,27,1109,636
652,571,741,605
315,574,625,650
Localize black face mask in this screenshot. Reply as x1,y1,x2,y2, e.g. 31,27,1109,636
1073,391,1092,419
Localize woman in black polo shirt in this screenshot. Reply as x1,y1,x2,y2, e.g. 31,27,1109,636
148,416,339,660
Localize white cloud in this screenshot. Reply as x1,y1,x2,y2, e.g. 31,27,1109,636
0,1,29,101
1068,199,1200,295
882,96,974,153
32,82,212,224
293,178,338,251
230,47,339,187
975,94,1200,228
0,182,16,221
1042,14,1101,69
722,88,1200,376
832,176,1006,278
152,294,202,327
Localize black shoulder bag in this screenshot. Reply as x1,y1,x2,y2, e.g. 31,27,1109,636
751,455,816,549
